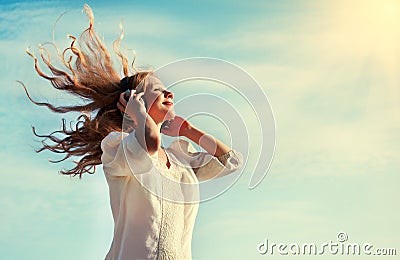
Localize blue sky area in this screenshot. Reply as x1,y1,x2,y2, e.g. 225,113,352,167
1,0,399,259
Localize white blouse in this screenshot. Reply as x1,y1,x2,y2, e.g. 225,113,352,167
100,131,243,260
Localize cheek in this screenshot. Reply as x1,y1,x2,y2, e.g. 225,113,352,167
146,95,163,110
144,93,159,105
154,95,164,106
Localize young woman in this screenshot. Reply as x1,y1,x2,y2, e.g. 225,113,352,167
23,5,243,260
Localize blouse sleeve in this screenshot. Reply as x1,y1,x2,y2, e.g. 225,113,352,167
100,131,153,176
169,139,243,181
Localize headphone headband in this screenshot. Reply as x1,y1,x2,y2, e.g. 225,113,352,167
119,76,134,91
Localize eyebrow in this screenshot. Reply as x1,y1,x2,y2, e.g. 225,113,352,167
153,86,167,91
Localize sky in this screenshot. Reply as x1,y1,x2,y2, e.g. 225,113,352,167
1,0,399,259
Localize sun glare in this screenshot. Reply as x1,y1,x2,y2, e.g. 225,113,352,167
331,0,400,104
333,1,399,48
382,0,400,19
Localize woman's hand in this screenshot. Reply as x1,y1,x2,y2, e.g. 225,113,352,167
117,91,147,125
117,91,161,153
161,116,192,137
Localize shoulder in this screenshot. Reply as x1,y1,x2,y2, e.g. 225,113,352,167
100,131,128,151
100,130,154,175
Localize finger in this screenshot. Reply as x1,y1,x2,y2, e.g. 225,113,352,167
130,89,136,99
119,92,127,105
117,101,125,112
160,128,169,135
135,92,145,100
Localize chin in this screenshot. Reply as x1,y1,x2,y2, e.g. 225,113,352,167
164,109,176,120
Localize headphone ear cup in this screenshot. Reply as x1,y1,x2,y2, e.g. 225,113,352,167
123,89,131,102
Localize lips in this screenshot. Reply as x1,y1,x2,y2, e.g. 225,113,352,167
162,101,174,106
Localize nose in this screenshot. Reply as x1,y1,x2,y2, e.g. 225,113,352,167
163,90,174,99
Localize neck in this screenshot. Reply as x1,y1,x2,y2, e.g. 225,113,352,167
155,122,163,133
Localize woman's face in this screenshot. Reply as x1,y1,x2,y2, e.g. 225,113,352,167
142,76,175,124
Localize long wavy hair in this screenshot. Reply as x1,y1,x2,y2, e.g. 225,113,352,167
20,4,152,178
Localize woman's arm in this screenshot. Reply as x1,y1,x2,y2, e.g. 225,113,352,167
134,112,161,155
163,116,243,180
182,125,231,158
161,116,231,158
